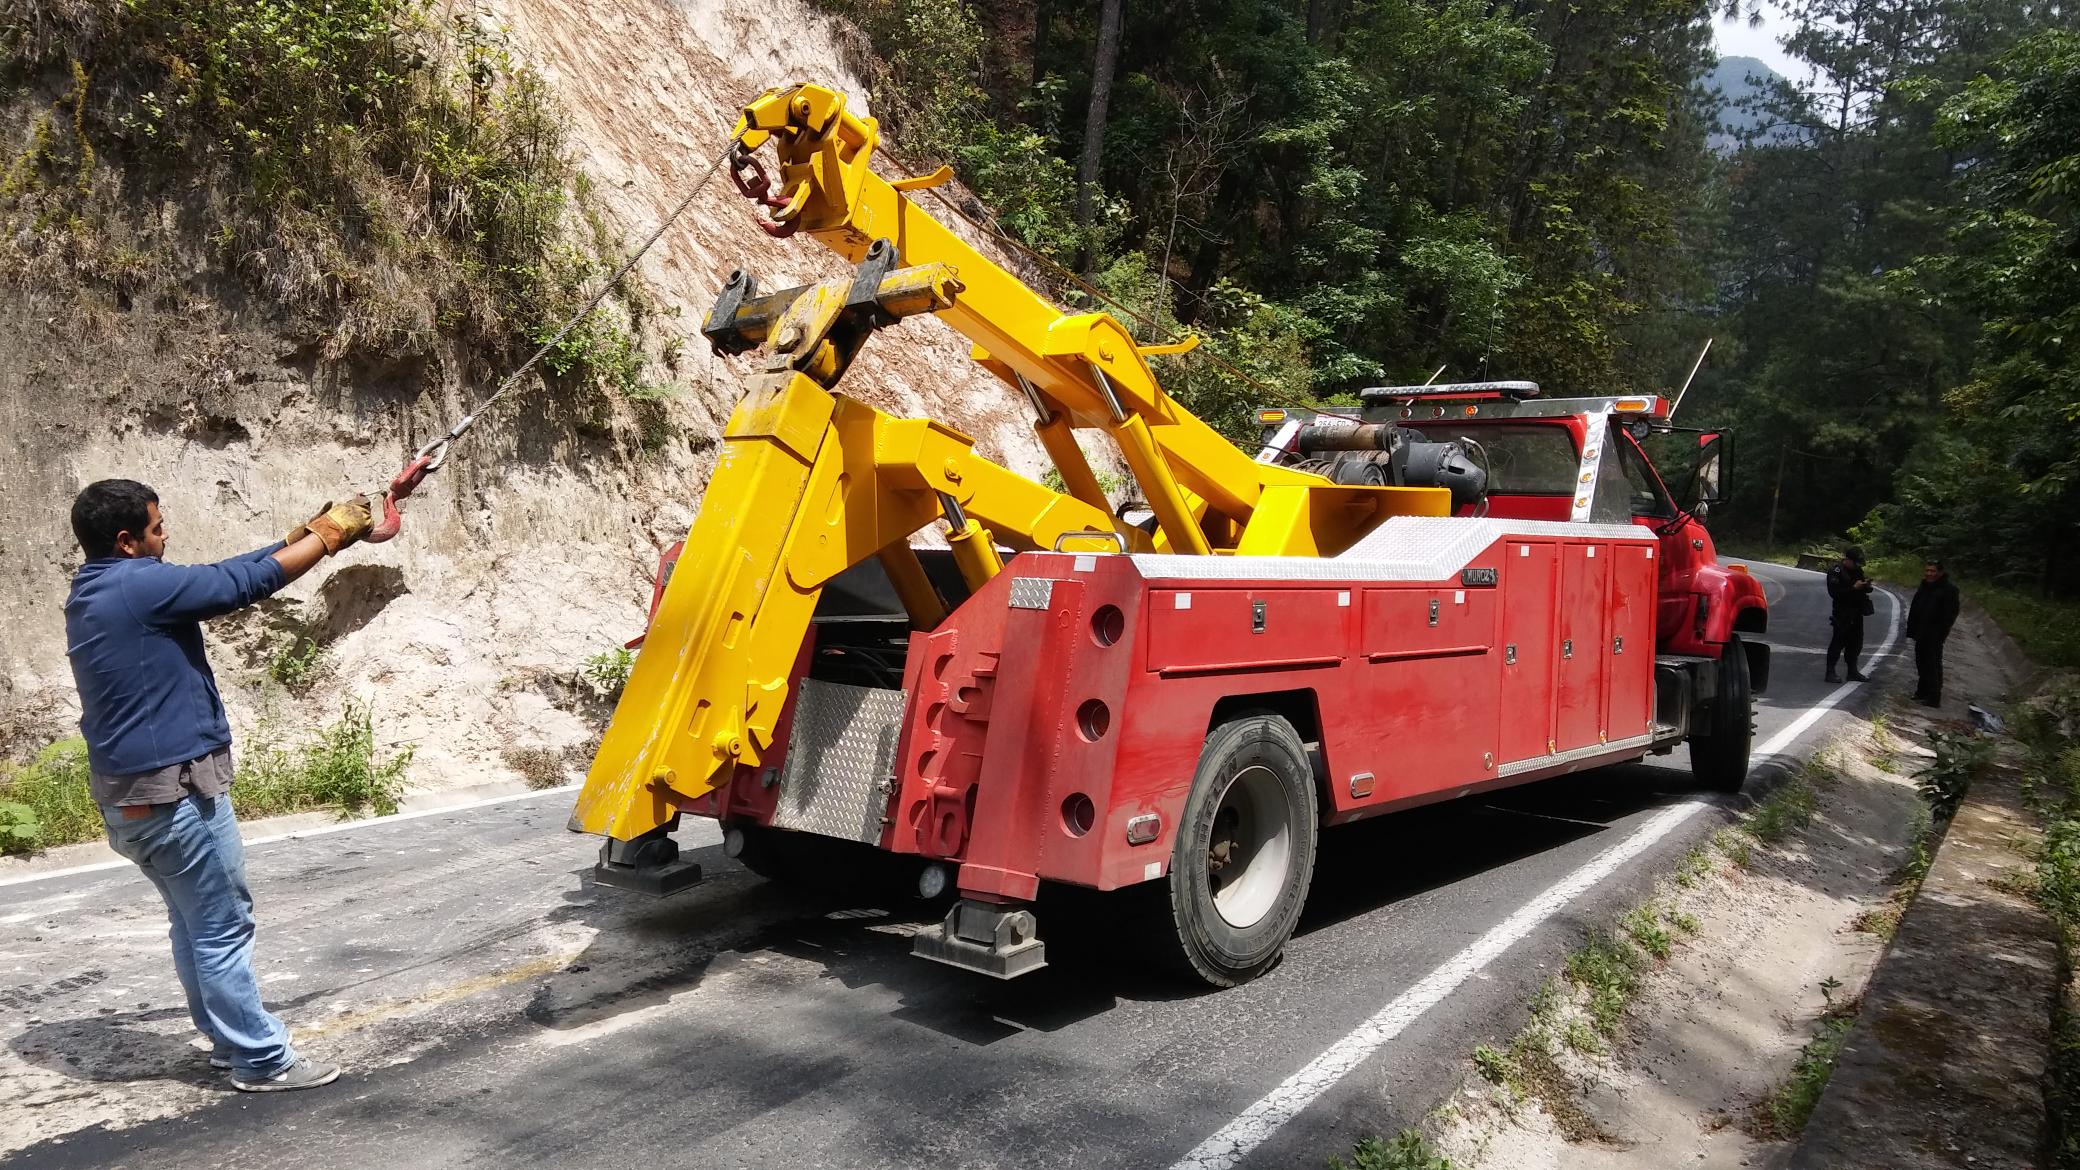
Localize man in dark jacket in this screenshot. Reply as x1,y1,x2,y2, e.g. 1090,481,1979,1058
1907,558,1962,707
65,479,372,1092
1824,545,1875,684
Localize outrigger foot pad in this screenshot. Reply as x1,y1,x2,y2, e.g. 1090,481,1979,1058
913,898,1047,979
592,827,703,897
593,857,704,897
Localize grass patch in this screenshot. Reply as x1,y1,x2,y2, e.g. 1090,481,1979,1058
1503,1025,1607,1140
233,702,413,819
1867,712,1901,772
1851,903,1903,940
1561,1017,1606,1056
0,738,101,856
1666,907,1701,935
1674,844,1716,888
0,707,410,856
1566,930,1647,1038
267,634,328,695
1855,803,1938,942
4,0,656,399
1471,1043,1510,1085
1748,998,1859,1139
2009,675,2080,1166
1750,769,1821,844
1623,904,1673,960
1327,1130,1454,1170
580,646,635,698
1713,825,1755,869
502,746,568,790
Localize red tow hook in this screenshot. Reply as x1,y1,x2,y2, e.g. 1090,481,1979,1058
364,452,437,544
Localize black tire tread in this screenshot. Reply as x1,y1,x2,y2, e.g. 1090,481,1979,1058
1144,711,1319,988
1691,633,1754,793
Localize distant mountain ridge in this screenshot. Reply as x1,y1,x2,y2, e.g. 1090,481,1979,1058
1707,54,1797,150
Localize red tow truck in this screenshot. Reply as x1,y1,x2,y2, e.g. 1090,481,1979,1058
577,85,1768,987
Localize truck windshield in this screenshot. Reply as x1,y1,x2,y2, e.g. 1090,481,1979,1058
1401,423,1579,495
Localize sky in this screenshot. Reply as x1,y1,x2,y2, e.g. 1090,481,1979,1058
1714,3,1807,81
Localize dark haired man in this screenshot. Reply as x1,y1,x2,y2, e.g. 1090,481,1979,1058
1908,558,1961,708
1824,544,1875,684
65,479,372,1092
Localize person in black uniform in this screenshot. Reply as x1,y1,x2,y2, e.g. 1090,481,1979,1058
1907,558,1961,707
1824,545,1874,683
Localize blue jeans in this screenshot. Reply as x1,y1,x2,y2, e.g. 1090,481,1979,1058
99,792,296,1079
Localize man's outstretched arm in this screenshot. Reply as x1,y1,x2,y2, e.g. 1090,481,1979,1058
132,498,373,624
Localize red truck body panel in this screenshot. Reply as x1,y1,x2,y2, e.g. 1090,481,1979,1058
723,518,1658,898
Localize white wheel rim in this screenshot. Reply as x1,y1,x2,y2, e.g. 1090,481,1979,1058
1207,764,1293,929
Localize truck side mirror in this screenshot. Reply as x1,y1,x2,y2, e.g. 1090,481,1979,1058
1691,432,1727,509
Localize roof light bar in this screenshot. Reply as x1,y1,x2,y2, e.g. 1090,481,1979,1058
1357,380,1541,402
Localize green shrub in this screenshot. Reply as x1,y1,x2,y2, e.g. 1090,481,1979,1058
1756,1010,1856,1138
581,647,635,697
0,801,43,854
1562,1017,1606,1055
1471,1043,1510,1084
1919,728,1993,818
267,636,327,694
1565,931,1646,1037
0,738,101,855
236,703,412,818
1624,905,1673,960
4,0,645,392
1328,1130,1454,1170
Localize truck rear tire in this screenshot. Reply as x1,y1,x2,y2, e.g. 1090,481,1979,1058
1151,712,1319,987
1690,633,1754,793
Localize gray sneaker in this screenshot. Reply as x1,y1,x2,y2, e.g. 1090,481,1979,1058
231,1056,341,1093
208,1047,232,1071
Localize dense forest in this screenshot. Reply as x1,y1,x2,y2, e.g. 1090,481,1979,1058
821,0,2080,596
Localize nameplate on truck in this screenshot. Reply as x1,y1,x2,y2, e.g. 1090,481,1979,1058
1460,567,1499,587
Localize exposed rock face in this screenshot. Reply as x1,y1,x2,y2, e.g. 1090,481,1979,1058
0,0,1055,791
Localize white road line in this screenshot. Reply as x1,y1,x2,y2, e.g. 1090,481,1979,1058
0,784,579,891
1169,586,1905,1170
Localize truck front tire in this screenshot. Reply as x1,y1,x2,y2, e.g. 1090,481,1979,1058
1152,713,1319,987
1690,632,1754,792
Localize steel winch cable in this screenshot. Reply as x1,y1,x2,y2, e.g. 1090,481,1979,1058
362,136,743,542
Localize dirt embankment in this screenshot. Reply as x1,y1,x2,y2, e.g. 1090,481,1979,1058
0,0,1055,791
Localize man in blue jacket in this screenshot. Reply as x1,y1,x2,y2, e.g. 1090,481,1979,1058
66,479,373,1092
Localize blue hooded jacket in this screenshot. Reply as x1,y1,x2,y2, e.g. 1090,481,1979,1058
65,544,288,777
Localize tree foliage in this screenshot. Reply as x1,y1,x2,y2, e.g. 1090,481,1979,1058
820,0,1719,432
1859,30,2080,591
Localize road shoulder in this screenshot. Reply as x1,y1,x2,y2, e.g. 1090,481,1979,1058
1420,606,2021,1169
1787,751,2053,1170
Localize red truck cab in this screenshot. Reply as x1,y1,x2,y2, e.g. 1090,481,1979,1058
1259,382,1768,676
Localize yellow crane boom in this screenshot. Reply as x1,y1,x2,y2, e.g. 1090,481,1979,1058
571,83,1447,849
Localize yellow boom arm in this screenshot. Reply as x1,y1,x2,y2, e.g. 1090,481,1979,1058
571,84,1447,845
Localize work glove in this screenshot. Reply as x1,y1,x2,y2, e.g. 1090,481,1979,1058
283,503,331,547
303,495,375,555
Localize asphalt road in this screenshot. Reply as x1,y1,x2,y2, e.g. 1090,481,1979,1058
0,561,1898,1169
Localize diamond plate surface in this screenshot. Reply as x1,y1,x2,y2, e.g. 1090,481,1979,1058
1009,577,1055,609
772,678,908,844
1127,517,1647,583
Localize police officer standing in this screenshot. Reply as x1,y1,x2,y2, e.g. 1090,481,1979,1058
1907,558,1961,707
1825,545,1875,684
